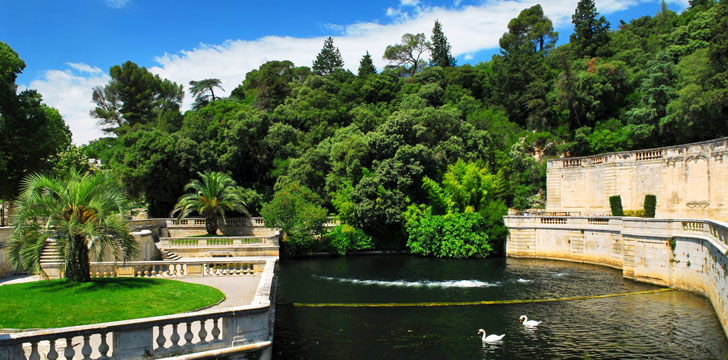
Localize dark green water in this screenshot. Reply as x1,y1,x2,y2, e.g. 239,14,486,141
273,256,728,359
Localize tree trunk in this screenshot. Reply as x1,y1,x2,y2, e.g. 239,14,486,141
65,234,91,282
205,216,218,235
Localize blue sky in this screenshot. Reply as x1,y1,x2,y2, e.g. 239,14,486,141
1,0,686,144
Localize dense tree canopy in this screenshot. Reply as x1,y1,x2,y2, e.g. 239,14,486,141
0,42,71,201
5,2,725,258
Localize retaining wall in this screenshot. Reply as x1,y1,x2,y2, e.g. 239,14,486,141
547,137,728,220
504,216,728,339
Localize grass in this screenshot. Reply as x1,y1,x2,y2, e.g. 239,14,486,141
0,278,225,329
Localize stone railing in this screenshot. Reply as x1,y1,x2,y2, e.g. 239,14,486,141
158,235,277,248
164,216,339,228
550,136,728,169
0,259,276,359
41,259,267,280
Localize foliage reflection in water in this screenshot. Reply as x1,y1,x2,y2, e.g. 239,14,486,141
273,256,728,359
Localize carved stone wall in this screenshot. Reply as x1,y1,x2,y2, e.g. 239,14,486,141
546,137,728,221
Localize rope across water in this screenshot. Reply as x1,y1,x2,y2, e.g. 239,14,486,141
293,288,675,308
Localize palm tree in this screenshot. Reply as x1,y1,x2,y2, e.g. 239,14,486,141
188,78,224,109
172,172,248,235
8,169,137,282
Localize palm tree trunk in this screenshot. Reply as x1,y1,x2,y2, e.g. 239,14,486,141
205,216,218,235
65,234,91,282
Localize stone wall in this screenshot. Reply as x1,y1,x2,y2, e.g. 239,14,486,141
0,227,13,278
546,137,728,221
504,216,728,339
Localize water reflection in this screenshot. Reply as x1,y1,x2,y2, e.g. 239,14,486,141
274,256,728,359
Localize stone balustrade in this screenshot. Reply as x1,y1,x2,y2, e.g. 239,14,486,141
505,216,728,339
159,236,274,248
40,259,266,280
0,259,276,359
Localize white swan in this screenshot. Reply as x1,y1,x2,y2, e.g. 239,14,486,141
477,329,505,343
519,315,542,327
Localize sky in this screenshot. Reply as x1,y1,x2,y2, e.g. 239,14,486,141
1,0,687,145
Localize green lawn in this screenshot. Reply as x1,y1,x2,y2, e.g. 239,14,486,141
0,278,225,329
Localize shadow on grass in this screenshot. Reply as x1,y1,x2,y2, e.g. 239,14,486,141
24,277,160,293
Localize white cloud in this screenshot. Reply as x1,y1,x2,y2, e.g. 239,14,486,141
464,54,474,60
21,65,109,145
401,0,420,6
26,0,681,145
105,0,130,9
66,62,103,74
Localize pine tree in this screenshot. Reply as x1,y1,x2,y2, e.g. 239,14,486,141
570,0,610,58
358,51,377,77
430,20,455,67
312,37,344,75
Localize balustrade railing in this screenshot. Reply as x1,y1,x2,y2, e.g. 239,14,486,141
588,218,610,226
44,259,265,280
540,217,567,225
1,259,276,359
161,236,274,248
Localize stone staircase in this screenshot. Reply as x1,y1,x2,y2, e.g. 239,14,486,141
159,248,181,261
39,239,63,264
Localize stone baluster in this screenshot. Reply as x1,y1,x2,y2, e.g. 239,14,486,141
46,339,59,360
198,320,208,343
170,323,181,349
28,342,41,360
81,334,92,359
155,326,167,350
211,318,221,341
64,336,75,359
98,332,110,359
183,322,194,345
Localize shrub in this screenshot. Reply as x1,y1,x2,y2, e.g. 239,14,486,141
623,209,646,217
609,195,624,216
325,224,374,255
406,212,492,259
261,182,328,256
644,194,656,218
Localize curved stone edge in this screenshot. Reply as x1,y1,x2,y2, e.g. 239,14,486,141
504,216,728,340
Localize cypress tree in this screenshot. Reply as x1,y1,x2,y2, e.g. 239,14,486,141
570,0,610,58
312,37,344,75
430,20,455,67
358,51,377,77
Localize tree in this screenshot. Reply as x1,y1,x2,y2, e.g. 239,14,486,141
358,51,377,77
499,5,558,55
189,78,224,110
8,169,137,282
91,61,183,134
492,5,558,128
230,60,306,111
430,20,455,67
173,171,249,235
0,42,71,201
312,37,344,75
571,0,610,58
383,33,430,75
261,182,328,255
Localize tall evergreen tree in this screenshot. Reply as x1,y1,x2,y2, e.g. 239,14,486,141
570,0,610,58
430,20,455,67
312,37,344,75
358,51,377,77
188,78,224,110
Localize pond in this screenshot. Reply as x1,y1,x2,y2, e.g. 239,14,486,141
273,256,728,359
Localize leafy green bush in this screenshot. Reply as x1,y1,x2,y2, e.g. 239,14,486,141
261,182,328,256
406,212,492,259
325,224,374,255
623,209,646,217
609,195,624,216
644,194,656,218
